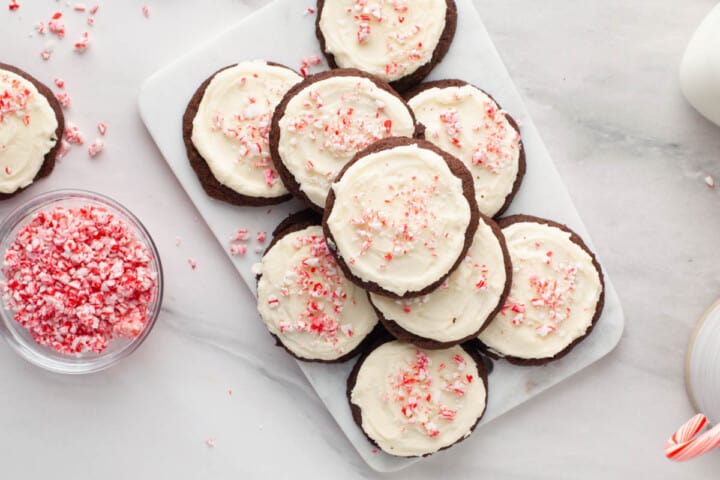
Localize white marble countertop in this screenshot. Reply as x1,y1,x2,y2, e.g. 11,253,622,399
1,1,719,478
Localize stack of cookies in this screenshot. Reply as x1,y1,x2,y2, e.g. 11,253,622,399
183,0,605,458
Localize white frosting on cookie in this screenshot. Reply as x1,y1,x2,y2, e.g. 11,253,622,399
191,61,301,198
319,0,448,82
370,216,507,343
327,143,473,296
0,68,59,194
351,341,486,457
257,225,378,361
478,221,603,360
277,75,415,208
408,84,521,217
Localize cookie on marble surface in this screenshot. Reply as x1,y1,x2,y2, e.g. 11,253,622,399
256,210,380,363
369,212,511,349
269,68,420,212
0,63,64,199
347,339,488,457
316,0,458,92
407,79,525,218
323,136,479,299
183,60,302,206
478,214,605,365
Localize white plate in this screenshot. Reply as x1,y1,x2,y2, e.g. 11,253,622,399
138,0,625,472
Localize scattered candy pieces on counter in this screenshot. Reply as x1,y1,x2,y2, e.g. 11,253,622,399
8,0,19,12
87,138,104,157
97,121,108,136
56,91,71,109
305,7,315,15
53,77,65,89
204,438,216,447
1,205,157,355
188,258,198,270
705,175,715,189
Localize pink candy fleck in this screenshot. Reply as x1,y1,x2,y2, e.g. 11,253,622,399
97,121,108,136
8,0,19,11
87,138,104,157
142,5,150,18
56,92,72,109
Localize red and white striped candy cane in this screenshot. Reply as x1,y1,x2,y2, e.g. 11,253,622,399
665,414,720,461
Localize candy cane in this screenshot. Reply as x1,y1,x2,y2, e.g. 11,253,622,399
665,414,720,461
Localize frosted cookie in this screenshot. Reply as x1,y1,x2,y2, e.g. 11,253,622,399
348,340,488,457
183,60,302,206
407,80,525,217
478,215,605,365
370,213,510,349
270,69,419,211
324,137,479,298
0,63,64,198
316,0,457,92
256,211,379,362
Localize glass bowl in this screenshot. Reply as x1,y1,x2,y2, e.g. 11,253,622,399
0,190,164,374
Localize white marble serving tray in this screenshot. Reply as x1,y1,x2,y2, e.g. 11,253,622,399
138,0,625,472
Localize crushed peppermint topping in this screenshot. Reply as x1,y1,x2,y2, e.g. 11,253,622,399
97,121,108,136
8,0,20,11
272,234,353,346
299,55,322,77
0,73,33,124
705,175,715,189
142,5,150,18
386,350,474,438
1,205,157,355
286,80,403,174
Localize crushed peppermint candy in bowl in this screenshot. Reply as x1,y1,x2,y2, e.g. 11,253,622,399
0,190,163,374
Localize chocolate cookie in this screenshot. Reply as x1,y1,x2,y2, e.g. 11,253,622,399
369,213,511,349
478,214,605,366
323,136,479,299
256,210,380,363
183,60,302,206
0,63,64,199
407,79,526,218
269,68,420,212
347,339,488,457
316,0,458,92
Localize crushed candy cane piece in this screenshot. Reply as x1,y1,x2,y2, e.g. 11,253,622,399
142,5,150,17
48,12,66,39
97,121,107,136
87,138,104,157
64,124,84,145
188,258,197,270
204,438,215,447
56,92,71,109
256,231,267,243
74,31,90,52
54,78,65,89
705,175,715,189
9,0,20,12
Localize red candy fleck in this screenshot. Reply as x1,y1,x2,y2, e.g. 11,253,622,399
8,0,19,12
188,258,197,270
48,13,66,39
97,121,108,136
54,78,65,89
256,231,267,244
74,31,90,53
305,7,315,15
56,91,72,109
1,205,156,355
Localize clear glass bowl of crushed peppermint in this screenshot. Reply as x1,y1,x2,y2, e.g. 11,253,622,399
0,190,163,374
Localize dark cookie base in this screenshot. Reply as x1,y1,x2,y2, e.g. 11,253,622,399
347,338,489,458
257,209,384,363
0,62,64,200
478,214,606,366
322,137,480,299
182,62,296,207
405,79,526,218
315,0,458,93
371,213,512,349
269,68,423,213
